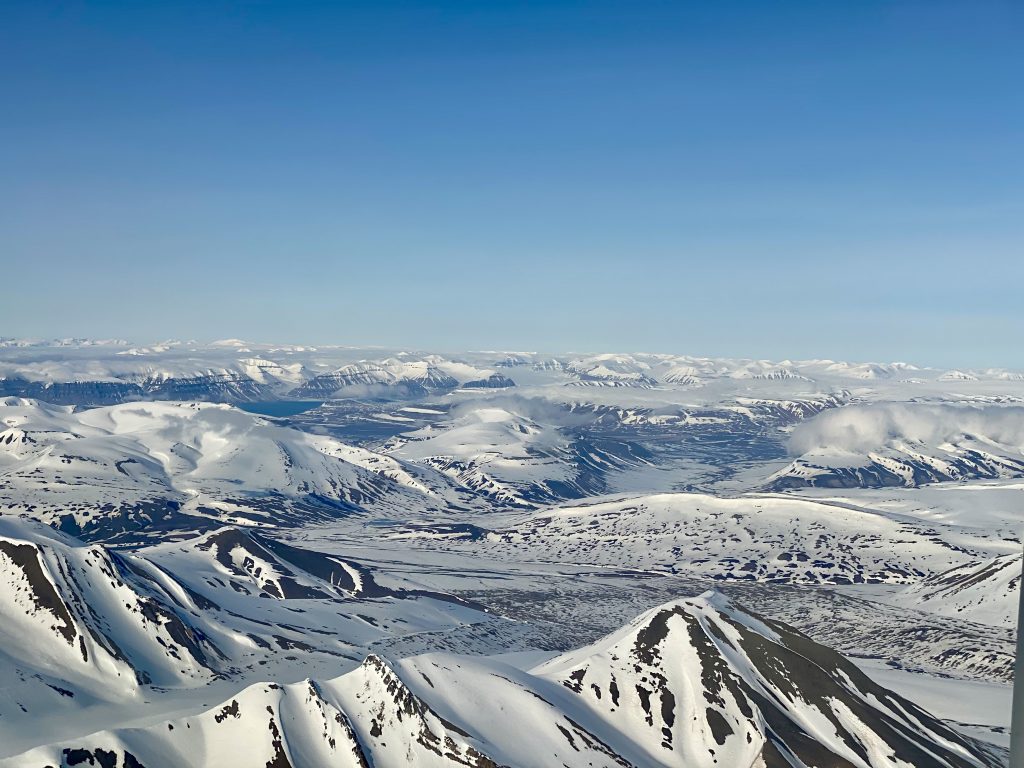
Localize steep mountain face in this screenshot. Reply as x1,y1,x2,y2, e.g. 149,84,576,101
0,373,275,406
892,553,1021,629
234,358,308,387
0,378,146,405
389,360,461,391
661,364,702,385
0,517,495,760
0,398,483,544
558,354,676,389
0,518,224,703
732,391,850,422
147,526,480,606
461,373,516,389
288,359,468,400
531,357,566,371
551,393,846,434
534,592,998,768
5,593,1001,768
141,372,273,402
288,363,430,399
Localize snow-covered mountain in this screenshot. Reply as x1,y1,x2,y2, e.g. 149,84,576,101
460,372,516,389
892,553,1021,629
2,592,1001,768
770,403,1024,489
384,402,654,505
0,398,482,543
0,516,496,760
0,347,490,406
288,359,468,399
0,371,278,405
565,354,660,388
0,340,1022,763
4,341,1020,409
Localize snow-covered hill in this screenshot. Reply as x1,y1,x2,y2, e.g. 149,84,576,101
0,398,481,543
3,592,1002,768
384,402,654,505
891,553,1021,629
391,491,1005,586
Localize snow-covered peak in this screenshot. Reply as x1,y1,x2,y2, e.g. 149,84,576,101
6,590,1000,767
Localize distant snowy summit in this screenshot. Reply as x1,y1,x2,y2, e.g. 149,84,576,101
4,342,1024,500
0,340,1020,407
0,337,131,348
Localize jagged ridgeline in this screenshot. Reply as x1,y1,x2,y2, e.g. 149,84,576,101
6,602,1007,767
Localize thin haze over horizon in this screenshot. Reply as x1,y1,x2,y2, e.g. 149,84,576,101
2,337,1020,376
2,1,1021,367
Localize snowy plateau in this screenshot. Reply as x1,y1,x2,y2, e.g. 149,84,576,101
0,340,1021,767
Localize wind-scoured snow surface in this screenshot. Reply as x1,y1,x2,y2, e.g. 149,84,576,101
0,340,1021,764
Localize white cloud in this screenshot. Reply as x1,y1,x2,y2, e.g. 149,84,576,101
788,403,1024,455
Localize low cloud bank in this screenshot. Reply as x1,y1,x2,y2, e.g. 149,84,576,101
449,394,593,427
788,403,1024,455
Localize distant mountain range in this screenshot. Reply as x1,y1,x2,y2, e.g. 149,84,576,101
0,340,1020,764
2,340,1022,406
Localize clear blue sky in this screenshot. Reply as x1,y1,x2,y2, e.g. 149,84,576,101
2,1,1021,366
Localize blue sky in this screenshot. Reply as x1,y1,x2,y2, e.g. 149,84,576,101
2,1,1021,366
